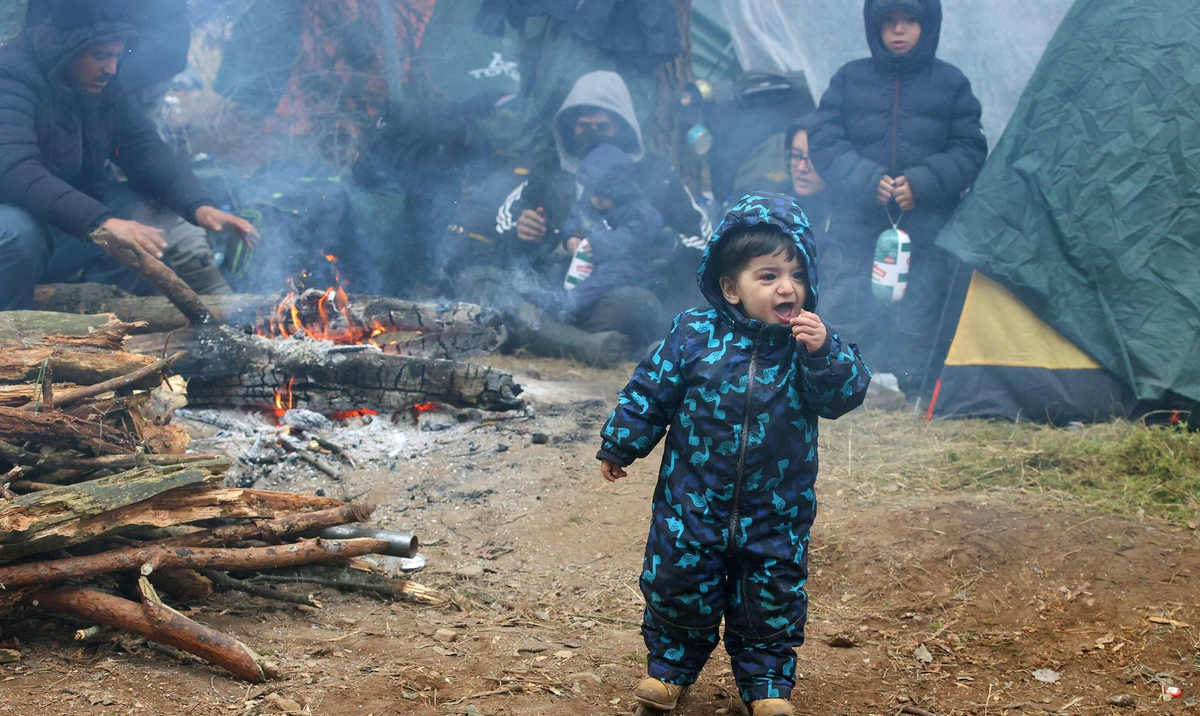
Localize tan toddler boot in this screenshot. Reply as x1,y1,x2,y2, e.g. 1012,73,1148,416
748,698,795,716
634,677,689,711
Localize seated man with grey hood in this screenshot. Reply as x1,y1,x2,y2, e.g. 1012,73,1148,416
0,0,255,310
448,70,710,367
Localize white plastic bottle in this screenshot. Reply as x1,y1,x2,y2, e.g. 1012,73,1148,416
564,239,594,291
871,228,911,302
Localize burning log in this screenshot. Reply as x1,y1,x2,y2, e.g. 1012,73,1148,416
35,285,505,359
126,325,522,413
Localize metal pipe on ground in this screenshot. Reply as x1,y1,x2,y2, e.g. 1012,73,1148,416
316,525,418,558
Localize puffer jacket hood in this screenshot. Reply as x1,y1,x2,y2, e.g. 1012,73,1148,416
864,0,941,73
25,1,138,87
698,193,818,333
554,70,644,174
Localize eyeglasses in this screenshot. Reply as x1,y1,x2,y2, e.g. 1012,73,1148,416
787,150,813,168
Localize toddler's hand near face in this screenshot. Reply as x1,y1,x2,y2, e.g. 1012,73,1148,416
601,459,627,483
791,310,828,353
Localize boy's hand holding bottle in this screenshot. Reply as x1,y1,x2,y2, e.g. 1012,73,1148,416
790,310,828,353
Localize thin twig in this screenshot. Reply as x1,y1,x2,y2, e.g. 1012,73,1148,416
201,570,322,608
19,352,187,412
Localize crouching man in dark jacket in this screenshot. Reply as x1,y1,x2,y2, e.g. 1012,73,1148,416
0,2,255,310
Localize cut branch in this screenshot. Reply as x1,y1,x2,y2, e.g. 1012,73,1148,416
203,569,320,607
0,441,223,471
88,228,213,325
0,461,228,563
24,584,276,681
0,537,392,589
20,351,186,412
168,500,374,547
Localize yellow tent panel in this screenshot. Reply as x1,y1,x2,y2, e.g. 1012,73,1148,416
944,272,1102,371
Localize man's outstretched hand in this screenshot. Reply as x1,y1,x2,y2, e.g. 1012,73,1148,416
600,458,627,483
195,205,259,247
93,217,167,258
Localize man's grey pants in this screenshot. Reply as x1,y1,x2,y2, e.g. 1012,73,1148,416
0,184,230,310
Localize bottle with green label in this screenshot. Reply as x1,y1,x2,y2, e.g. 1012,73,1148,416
564,239,594,290
871,227,911,302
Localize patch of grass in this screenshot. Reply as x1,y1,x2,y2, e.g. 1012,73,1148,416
821,408,1200,523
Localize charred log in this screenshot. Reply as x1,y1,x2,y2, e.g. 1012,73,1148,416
126,326,522,412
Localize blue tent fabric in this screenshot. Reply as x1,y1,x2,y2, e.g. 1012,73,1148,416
936,0,1200,407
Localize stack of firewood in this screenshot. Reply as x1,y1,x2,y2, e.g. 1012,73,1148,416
0,311,424,681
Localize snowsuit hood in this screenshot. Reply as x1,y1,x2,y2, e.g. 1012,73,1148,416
864,0,941,73
554,70,645,175
577,142,642,206
698,193,818,333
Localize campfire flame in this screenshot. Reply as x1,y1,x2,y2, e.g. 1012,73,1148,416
273,376,295,418
258,254,388,345
260,255,436,421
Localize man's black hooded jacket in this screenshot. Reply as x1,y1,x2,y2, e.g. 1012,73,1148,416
0,1,210,239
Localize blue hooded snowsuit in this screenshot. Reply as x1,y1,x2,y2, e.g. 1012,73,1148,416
597,193,871,702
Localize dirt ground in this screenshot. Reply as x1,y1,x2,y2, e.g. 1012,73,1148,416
2,356,1198,716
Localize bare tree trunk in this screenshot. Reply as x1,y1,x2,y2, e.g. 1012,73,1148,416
648,0,705,192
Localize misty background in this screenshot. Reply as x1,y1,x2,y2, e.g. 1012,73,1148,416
0,0,1076,295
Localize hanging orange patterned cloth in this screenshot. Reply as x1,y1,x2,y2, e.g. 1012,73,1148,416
265,0,437,138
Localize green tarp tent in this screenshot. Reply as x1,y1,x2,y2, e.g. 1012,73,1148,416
934,0,1200,420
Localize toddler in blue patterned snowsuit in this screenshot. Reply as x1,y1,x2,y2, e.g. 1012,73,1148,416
597,193,871,715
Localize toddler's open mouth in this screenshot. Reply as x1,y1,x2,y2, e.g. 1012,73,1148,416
773,302,795,322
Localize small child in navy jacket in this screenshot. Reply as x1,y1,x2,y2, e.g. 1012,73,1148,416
808,0,986,396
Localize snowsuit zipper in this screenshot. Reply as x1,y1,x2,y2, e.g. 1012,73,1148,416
729,338,760,547
891,72,901,174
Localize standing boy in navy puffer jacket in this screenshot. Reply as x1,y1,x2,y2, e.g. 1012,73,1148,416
597,193,871,716
808,0,986,399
